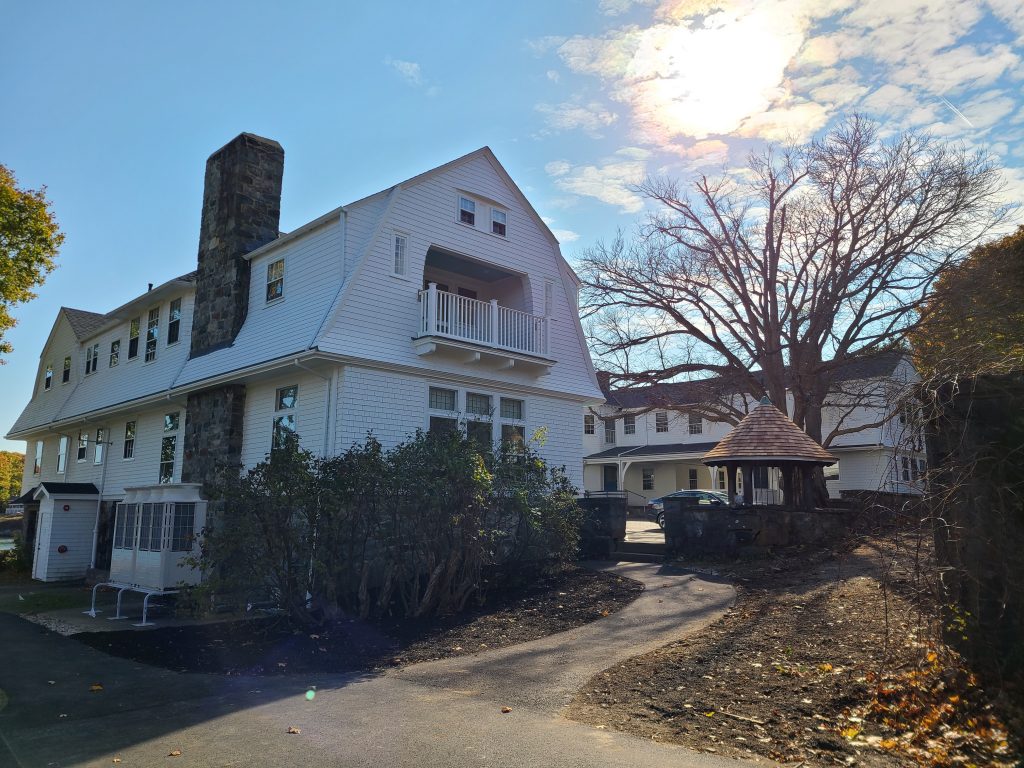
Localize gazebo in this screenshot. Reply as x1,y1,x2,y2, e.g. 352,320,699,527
702,397,837,510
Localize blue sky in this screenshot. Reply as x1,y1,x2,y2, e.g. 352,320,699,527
2,0,1023,452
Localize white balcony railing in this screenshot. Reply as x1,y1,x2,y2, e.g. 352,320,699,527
418,284,550,358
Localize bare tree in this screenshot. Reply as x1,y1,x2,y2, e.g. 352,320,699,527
581,116,1009,457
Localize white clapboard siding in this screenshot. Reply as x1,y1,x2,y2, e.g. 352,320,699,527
239,370,331,468
33,499,96,581
9,314,82,436
317,153,602,402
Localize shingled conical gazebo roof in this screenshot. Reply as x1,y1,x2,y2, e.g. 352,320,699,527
702,397,836,466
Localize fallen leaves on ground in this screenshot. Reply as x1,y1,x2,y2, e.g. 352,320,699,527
501,706,512,713
286,726,301,734
168,749,181,757
89,683,103,692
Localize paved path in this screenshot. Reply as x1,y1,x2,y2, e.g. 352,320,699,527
0,564,747,768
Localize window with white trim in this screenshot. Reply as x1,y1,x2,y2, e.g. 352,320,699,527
62,356,71,383
642,467,655,491
501,423,525,449
128,317,140,359
85,343,99,375
266,258,285,303
109,339,120,367
167,298,182,345
688,468,698,489
138,503,162,551
144,307,159,362
428,386,458,434
655,411,669,433
429,386,457,412
688,412,702,435
94,428,105,465
159,411,179,483
56,436,68,474
500,397,523,421
491,208,507,237
123,421,136,460
623,414,636,435
500,397,526,453
466,392,491,416
393,234,407,276
458,196,476,226
584,414,595,434
604,418,616,444
170,503,196,551
43,363,53,391
901,456,911,482
272,385,297,450
113,503,137,550
77,431,88,462
33,441,43,475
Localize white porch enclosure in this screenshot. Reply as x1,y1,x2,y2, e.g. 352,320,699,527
418,283,549,357
109,483,207,590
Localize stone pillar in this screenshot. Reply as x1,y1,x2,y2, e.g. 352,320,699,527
181,385,247,496
190,133,284,359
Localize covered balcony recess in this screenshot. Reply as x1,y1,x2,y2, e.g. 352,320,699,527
413,247,553,373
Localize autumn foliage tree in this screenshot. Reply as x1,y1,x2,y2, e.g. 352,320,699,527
0,164,63,360
0,451,23,506
581,116,1007,456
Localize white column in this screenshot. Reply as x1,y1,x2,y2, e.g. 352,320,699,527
426,282,438,335
490,299,499,346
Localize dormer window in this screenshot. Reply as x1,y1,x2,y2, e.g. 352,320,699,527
85,343,99,375
44,364,53,391
393,234,407,277
266,258,285,303
62,356,71,384
459,196,476,226
145,307,159,362
167,298,182,345
128,317,140,360
491,208,507,237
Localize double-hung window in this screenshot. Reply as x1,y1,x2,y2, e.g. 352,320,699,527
109,339,120,367
123,421,136,460
33,441,43,475
266,258,285,302
145,307,159,362
393,234,407,277
688,468,698,489
56,436,68,474
688,412,702,435
62,356,71,383
458,196,476,226
94,428,105,465
466,392,493,448
85,343,99,375
272,385,297,450
655,412,669,433
499,398,526,451
428,386,458,434
584,414,595,435
159,412,179,483
604,418,616,444
44,364,53,390
77,431,88,462
642,467,655,491
167,298,182,345
128,317,140,359
491,208,507,237
623,415,636,435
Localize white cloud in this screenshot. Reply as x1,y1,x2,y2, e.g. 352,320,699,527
546,69,561,82
384,56,438,96
525,35,568,57
546,149,650,213
536,101,619,136
599,0,658,15
540,215,580,243
545,160,572,177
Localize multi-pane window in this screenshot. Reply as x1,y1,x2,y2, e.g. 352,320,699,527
159,437,176,483
94,428,105,465
85,343,99,375
491,208,507,237
123,421,136,459
167,298,182,345
459,196,476,226
113,503,138,549
429,416,458,434
604,418,616,444
109,339,120,367
429,387,457,411
623,414,636,434
501,423,525,448
901,456,911,482
272,385,297,450
170,503,196,551
138,503,162,551
655,411,669,433
128,317,140,359
642,467,655,491
688,468,698,489
584,414,595,434
57,436,68,474
44,364,53,390
500,398,524,421
62,356,71,383
466,392,491,416
266,258,285,302
467,420,493,448
164,412,180,432
145,307,159,362
688,412,702,435
393,234,407,276
917,458,927,477
33,441,43,475
77,431,88,462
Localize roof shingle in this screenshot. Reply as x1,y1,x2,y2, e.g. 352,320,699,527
702,398,836,465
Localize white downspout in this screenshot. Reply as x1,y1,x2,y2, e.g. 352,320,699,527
89,434,112,570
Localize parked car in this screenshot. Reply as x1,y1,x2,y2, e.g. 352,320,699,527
646,490,729,528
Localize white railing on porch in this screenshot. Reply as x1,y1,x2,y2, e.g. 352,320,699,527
418,283,550,357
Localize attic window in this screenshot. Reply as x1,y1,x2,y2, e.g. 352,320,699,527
491,208,507,237
655,411,668,433
267,258,285,303
393,234,407,277
128,317,140,359
62,356,71,384
44,364,53,391
167,298,182,345
458,196,476,226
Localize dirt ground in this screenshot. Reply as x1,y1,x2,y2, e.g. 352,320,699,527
567,535,1021,768
74,566,644,676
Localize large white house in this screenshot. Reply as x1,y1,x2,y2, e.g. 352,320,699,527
582,353,928,505
6,134,604,583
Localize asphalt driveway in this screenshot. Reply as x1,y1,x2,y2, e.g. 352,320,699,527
0,564,746,768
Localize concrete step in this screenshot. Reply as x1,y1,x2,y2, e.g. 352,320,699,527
616,541,666,555
612,551,664,564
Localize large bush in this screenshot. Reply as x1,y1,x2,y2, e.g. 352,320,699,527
195,430,581,625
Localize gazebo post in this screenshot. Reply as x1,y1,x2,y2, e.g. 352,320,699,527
801,466,816,510
726,462,737,505
741,464,754,505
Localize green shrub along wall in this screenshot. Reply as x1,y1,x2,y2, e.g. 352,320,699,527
192,429,582,625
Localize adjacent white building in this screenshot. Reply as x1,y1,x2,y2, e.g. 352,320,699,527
7,134,603,583
582,353,927,505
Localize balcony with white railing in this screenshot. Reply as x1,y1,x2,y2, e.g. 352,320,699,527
414,283,553,371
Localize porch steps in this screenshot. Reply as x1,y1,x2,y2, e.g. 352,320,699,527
613,541,666,564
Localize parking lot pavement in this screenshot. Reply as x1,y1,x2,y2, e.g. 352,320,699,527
625,518,665,544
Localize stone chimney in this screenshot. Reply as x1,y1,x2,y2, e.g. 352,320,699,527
189,133,284,358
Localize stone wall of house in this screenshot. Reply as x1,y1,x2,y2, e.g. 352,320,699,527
181,385,247,494
190,133,284,358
